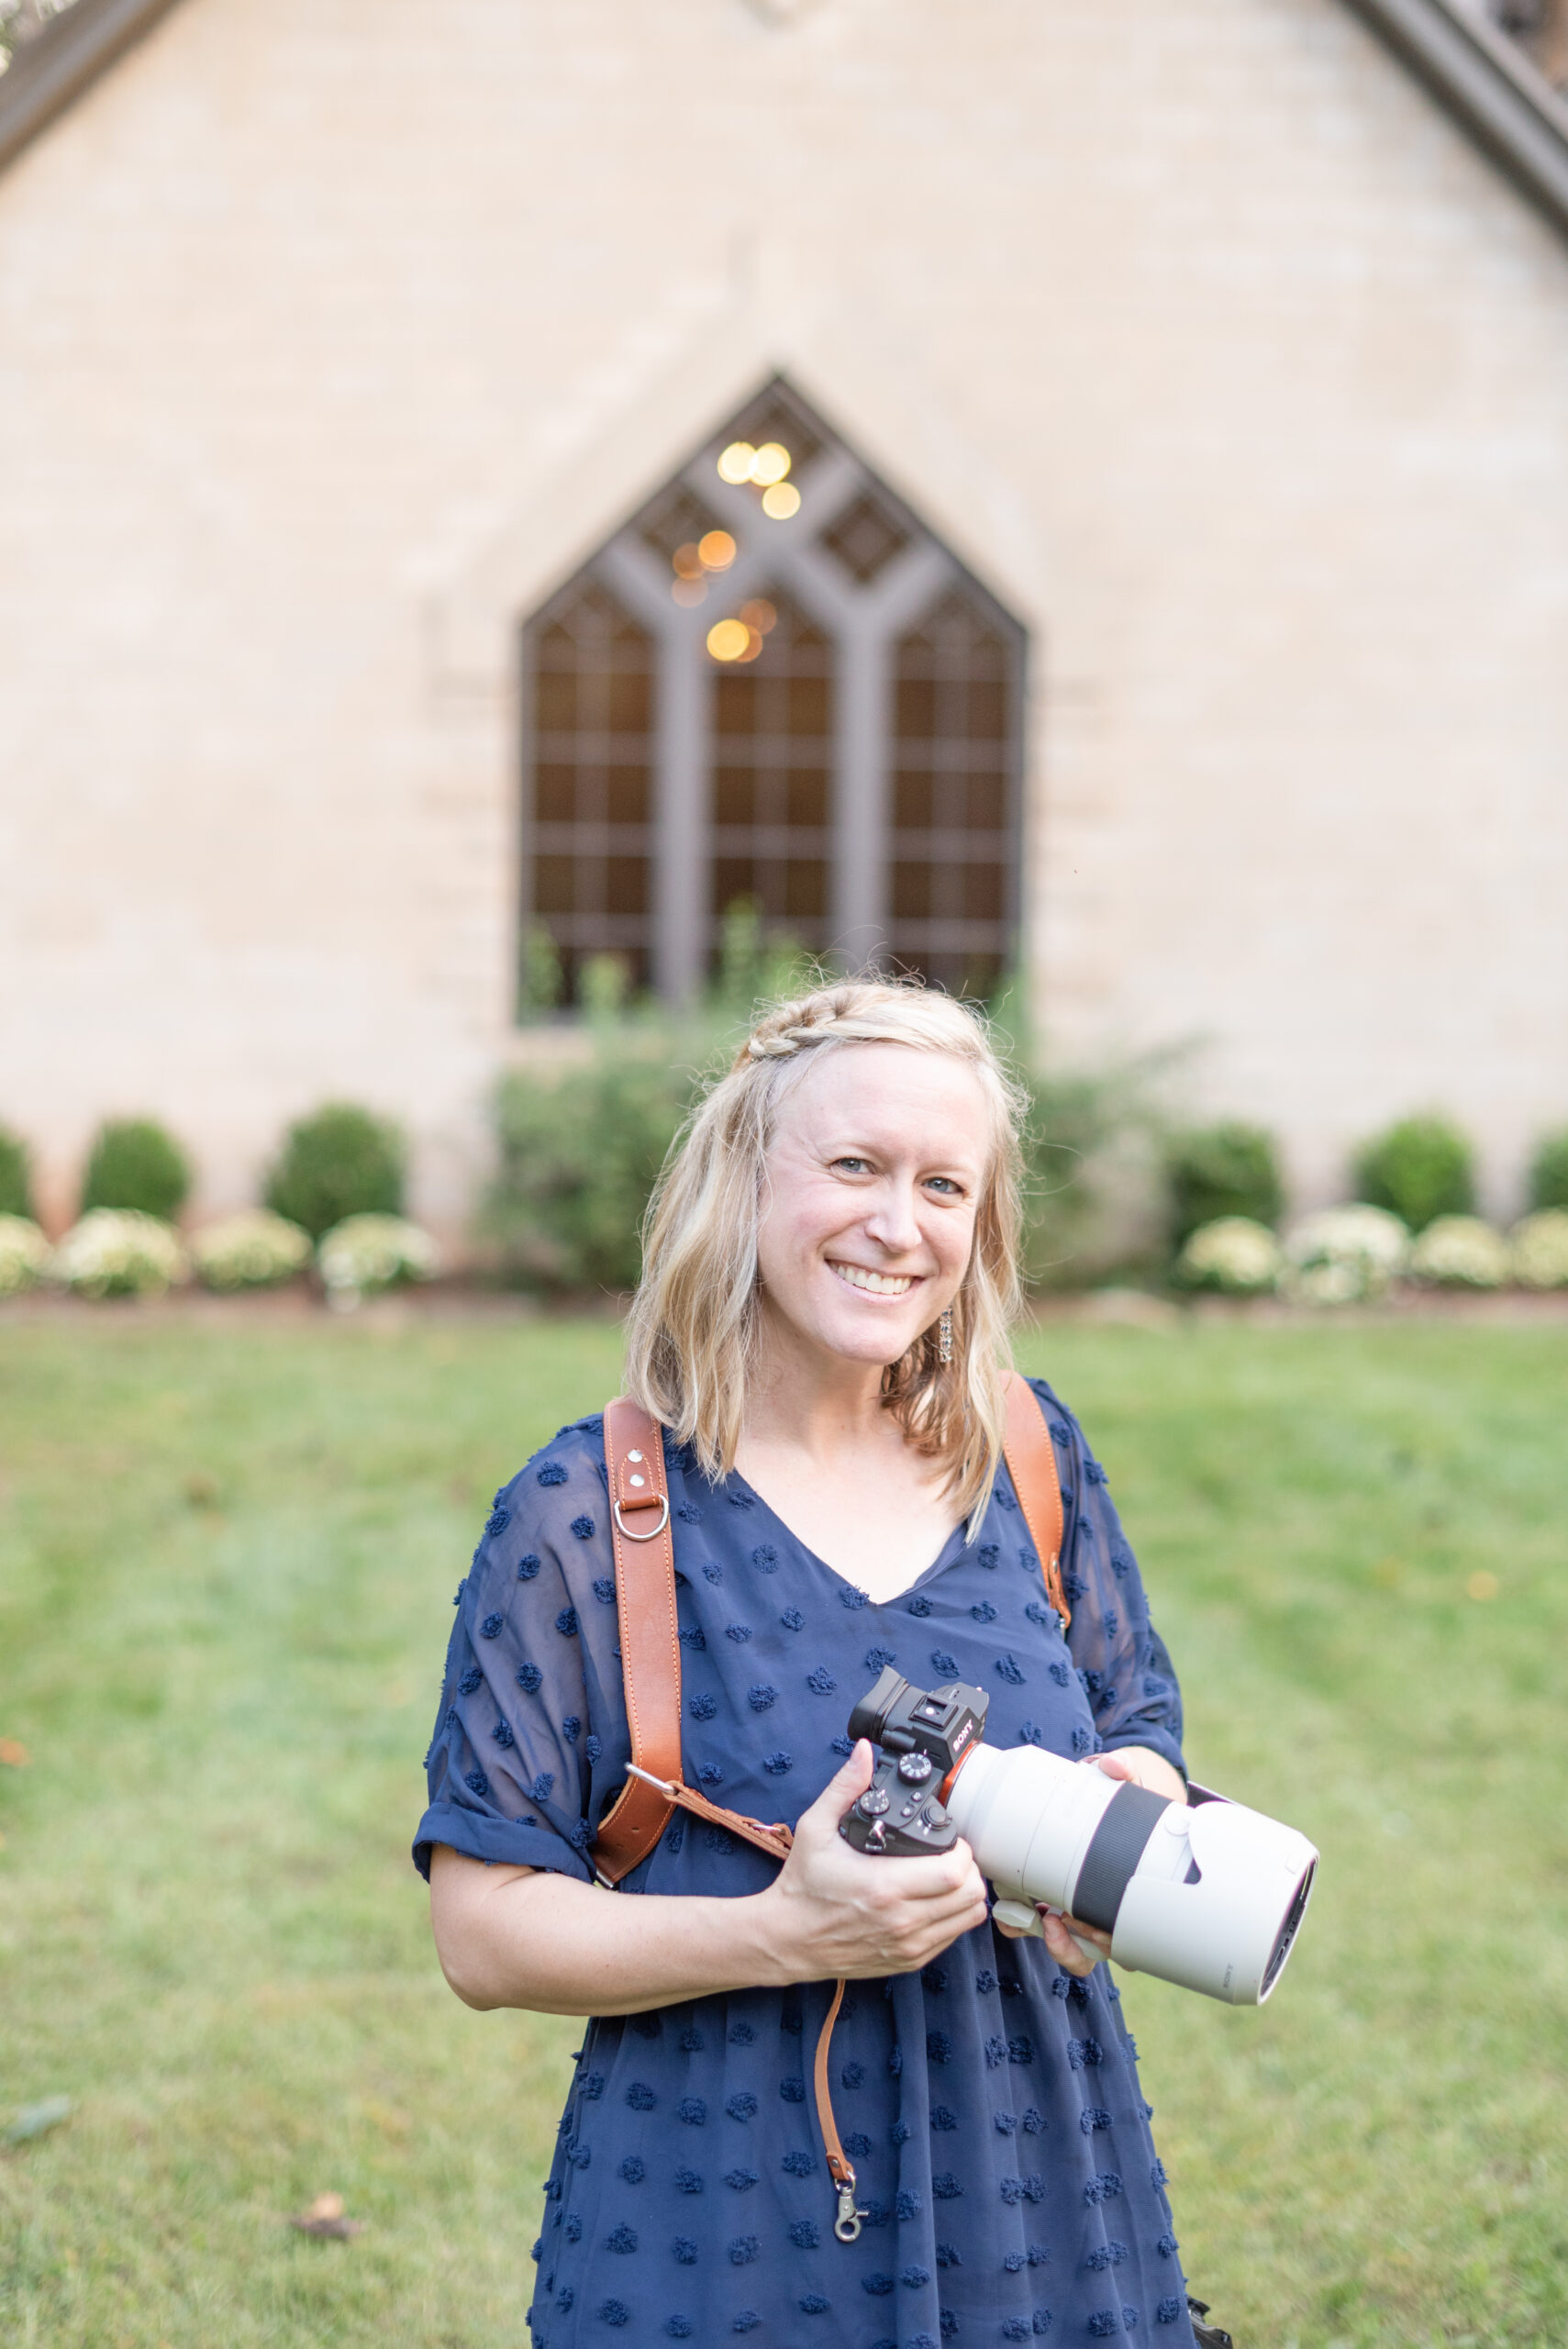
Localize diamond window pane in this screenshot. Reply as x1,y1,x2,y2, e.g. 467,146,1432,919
637,483,728,569
724,384,827,477
820,491,910,584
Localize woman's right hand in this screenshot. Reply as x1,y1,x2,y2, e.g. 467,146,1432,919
758,1741,991,1983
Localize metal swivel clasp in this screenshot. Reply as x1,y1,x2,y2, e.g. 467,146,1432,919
834,2177,868,2244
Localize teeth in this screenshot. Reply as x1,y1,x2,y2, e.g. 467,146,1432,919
832,1263,914,1296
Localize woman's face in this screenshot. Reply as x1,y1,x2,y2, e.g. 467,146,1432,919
754,1042,989,1372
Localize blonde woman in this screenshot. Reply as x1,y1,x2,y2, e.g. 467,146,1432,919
417,981,1196,2348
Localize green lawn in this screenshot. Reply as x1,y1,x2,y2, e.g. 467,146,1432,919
0,1307,1563,2349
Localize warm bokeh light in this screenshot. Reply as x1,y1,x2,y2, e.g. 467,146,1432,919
706,617,751,662
737,628,765,662
739,598,777,634
672,577,707,607
750,441,792,486
672,543,704,580
761,482,801,520
697,529,737,571
717,440,756,485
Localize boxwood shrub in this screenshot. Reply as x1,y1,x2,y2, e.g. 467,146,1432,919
0,1123,32,1220
1163,1121,1284,1252
80,1118,191,1224
1352,1114,1474,1233
1528,1127,1568,1214
265,1104,406,1241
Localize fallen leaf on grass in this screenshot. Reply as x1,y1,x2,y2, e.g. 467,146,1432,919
0,1739,29,1767
4,2096,72,2144
290,2191,364,2240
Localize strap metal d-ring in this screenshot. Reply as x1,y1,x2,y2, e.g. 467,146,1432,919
612,1493,671,1543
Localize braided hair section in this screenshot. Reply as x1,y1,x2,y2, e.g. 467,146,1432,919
740,987,898,1063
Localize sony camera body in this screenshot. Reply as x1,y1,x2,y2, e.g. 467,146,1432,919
841,1666,1317,2008
838,1673,982,1857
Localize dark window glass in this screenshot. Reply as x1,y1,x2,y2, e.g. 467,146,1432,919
887,591,1017,998
708,591,835,955
524,579,655,1003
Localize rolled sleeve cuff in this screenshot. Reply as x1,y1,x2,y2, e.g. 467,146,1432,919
412,1799,596,1886
1097,1725,1188,1785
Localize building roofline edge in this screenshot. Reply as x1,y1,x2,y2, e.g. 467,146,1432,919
0,0,184,179
1,0,1566,243
1340,0,1568,238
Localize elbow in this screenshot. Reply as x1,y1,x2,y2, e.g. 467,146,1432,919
428,1845,556,2012
431,1920,504,2010
429,1898,503,2009
444,1963,501,2013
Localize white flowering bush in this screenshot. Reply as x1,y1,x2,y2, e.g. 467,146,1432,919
189,1209,312,1291
317,1213,439,1305
1282,1204,1410,1305
1173,1215,1283,1295
50,1209,189,1298
1407,1214,1509,1289
1510,1208,1568,1290
0,1215,49,1297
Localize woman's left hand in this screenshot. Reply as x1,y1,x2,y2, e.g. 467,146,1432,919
1089,1743,1188,1808
993,1744,1188,1974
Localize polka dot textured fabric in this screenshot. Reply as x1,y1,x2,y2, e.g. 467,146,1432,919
416,1379,1195,2346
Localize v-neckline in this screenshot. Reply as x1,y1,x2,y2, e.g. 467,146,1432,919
722,1466,973,1610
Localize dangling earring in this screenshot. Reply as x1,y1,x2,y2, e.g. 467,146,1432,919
938,1308,954,1366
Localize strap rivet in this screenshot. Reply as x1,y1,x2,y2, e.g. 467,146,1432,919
627,1449,643,1463
629,1473,646,1488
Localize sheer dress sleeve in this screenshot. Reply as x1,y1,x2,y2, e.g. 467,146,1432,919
413,1426,613,1885
1027,1376,1187,1783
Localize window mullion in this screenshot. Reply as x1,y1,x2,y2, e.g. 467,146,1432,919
652,618,710,1005
831,614,892,971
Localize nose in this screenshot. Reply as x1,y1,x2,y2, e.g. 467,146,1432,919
862,1175,924,1258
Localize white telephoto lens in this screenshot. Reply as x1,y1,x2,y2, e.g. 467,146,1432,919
944,1743,1318,2006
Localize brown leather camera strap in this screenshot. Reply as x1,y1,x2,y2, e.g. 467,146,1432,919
1001,1371,1069,1631
590,1373,1067,2243
592,1397,684,1887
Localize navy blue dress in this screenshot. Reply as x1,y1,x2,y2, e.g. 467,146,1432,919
416,1378,1196,2348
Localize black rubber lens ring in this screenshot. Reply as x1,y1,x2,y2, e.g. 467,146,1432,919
1070,1781,1170,1933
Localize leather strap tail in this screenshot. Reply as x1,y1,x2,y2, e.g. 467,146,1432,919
813,1976,869,2241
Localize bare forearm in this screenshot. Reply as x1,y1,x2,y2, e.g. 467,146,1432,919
431,1853,787,2015
429,1751,992,2018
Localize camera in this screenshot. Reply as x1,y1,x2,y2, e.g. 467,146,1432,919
839,1672,984,1857
841,1666,1318,2007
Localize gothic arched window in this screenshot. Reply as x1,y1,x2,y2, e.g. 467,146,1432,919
519,380,1025,1008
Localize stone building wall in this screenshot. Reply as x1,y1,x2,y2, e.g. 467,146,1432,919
1,0,1564,1234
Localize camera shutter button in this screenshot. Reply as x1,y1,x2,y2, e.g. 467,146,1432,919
897,1753,934,1785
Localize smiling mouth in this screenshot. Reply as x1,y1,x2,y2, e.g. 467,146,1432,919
828,1261,917,1297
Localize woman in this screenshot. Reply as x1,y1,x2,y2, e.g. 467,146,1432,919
417,981,1197,2347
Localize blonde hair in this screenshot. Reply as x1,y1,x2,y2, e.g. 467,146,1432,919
623,978,1029,1527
